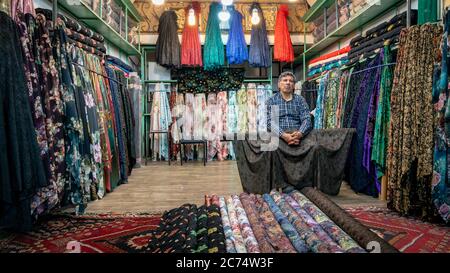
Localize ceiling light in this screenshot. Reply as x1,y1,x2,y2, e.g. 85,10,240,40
251,8,260,25
188,8,196,26
152,0,165,6
218,10,230,22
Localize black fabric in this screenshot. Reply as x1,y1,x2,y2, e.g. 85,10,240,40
300,187,399,253
195,205,209,253
301,81,318,110
206,204,226,253
174,67,245,93
234,128,355,195
0,11,48,231
155,10,181,68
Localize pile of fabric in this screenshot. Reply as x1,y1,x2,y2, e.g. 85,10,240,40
148,188,398,253
0,6,141,231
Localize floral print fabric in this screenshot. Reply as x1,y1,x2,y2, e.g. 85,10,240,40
231,195,260,253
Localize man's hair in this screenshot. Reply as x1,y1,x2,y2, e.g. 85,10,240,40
278,71,296,85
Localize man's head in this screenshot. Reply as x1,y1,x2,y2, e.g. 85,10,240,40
277,71,296,95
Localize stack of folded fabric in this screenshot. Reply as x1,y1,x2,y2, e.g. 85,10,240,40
345,10,417,66
128,17,139,46
102,0,122,34
338,0,351,25
313,13,325,43
35,8,107,57
326,3,338,33
349,0,368,17
307,46,351,79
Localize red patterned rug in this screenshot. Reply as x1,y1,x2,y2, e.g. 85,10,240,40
0,213,161,253
346,207,450,253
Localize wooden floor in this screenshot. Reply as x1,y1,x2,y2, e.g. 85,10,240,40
85,160,385,214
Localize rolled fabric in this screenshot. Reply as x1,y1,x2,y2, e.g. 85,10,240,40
263,194,309,253
225,196,247,253
232,195,260,253
195,205,209,253
288,191,365,253
219,196,237,253
210,195,220,207
207,204,227,253
300,187,399,253
239,193,275,253
271,191,342,253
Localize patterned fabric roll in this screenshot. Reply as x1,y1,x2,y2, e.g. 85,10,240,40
257,84,269,134
207,204,227,253
225,196,247,253
314,73,329,129
239,193,275,253
252,195,296,253
227,90,238,138
195,205,209,253
194,93,206,140
210,195,221,207
237,85,248,135
219,196,237,253
247,83,258,138
263,194,309,253
232,195,260,253
290,190,365,252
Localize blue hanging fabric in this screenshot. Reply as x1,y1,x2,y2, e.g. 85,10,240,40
203,2,225,70
248,3,271,68
226,8,248,64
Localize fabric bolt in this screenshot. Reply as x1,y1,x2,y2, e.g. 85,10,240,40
287,191,365,253
155,10,181,68
247,84,258,138
181,2,202,67
231,195,260,253
226,9,248,64
263,194,309,252
216,91,229,159
10,0,35,20
148,204,198,253
225,196,247,253
387,25,441,220
335,70,349,128
314,73,329,129
0,11,48,231
203,2,225,70
207,204,226,253
301,81,318,111
324,70,341,129
194,93,207,140
206,93,222,161
237,85,248,136
195,205,209,253
252,194,297,253
128,73,142,167
271,191,343,253
248,3,271,67
227,90,238,139
432,9,450,223
274,5,294,62
239,193,275,253
219,196,237,253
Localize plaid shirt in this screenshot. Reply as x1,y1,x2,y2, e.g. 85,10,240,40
267,92,312,137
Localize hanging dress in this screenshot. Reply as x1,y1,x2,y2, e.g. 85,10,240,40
181,2,202,66
226,9,248,65
274,4,294,63
155,10,181,68
203,2,225,70
248,3,271,67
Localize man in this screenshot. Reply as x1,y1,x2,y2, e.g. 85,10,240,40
267,71,312,145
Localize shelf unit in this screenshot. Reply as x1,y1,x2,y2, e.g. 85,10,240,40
296,0,405,79
58,0,142,56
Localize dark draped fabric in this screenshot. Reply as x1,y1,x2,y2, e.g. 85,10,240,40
233,128,355,195
248,3,271,68
300,187,399,253
0,11,48,231
155,10,181,68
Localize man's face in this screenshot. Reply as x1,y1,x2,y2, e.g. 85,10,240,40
278,75,295,95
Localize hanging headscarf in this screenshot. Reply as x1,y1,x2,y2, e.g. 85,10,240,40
226,8,248,65
248,3,271,67
181,2,202,66
274,5,294,62
204,2,225,70
155,10,181,68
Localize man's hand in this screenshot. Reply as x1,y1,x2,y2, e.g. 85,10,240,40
282,132,302,146
281,132,294,144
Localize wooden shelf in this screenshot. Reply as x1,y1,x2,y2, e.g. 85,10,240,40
58,0,141,56
296,0,403,64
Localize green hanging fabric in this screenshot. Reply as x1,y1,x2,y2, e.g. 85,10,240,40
203,2,225,70
371,46,393,179
418,0,438,25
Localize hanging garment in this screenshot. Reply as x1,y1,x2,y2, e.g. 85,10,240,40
248,3,271,67
335,70,350,129
226,9,248,65
342,62,365,128
313,73,329,129
247,83,258,138
181,2,202,66
227,90,238,139
231,195,260,253
206,93,221,161
274,5,294,62
0,11,47,231
183,93,195,160
10,0,35,20
128,73,142,167
237,85,248,135
155,10,181,68
194,93,206,140
418,0,438,25
432,10,450,223
257,84,269,134
217,91,229,159
324,70,341,129
387,25,441,220
288,191,366,253
219,196,237,253
203,2,225,70
169,90,179,160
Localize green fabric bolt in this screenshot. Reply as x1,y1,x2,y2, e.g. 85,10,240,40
203,2,225,70
418,0,438,25
371,46,393,179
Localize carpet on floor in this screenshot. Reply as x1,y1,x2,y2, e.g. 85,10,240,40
346,207,450,253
